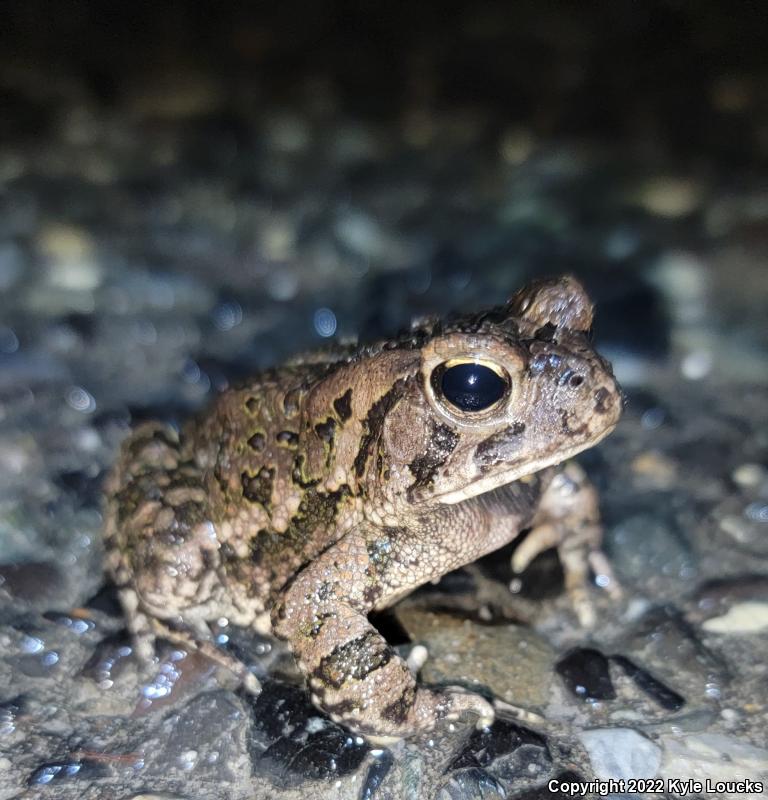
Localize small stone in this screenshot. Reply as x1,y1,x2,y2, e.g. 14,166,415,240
260,216,297,260
28,759,107,786
38,223,102,291
332,122,380,164
129,795,190,799
717,498,768,555
681,350,713,380
580,728,661,780
634,176,703,218
609,655,685,711
335,211,388,259
651,250,707,322
702,601,768,634
555,648,615,702
731,463,768,488
499,128,535,165
397,609,556,708
449,718,549,774
688,575,768,622
629,451,677,488
249,682,368,781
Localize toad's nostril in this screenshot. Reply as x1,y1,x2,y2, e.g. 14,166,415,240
559,367,585,388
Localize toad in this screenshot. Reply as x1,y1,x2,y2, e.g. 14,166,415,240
103,276,622,738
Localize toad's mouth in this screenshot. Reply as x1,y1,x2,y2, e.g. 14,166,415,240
432,425,618,505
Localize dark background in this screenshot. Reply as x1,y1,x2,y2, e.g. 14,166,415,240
4,1,768,160
0,0,767,526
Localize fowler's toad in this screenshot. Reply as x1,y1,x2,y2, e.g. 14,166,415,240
103,276,622,737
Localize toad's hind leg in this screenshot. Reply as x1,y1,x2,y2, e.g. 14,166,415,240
511,461,621,626
103,422,259,692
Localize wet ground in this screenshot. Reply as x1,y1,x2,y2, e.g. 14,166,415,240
1,3,768,798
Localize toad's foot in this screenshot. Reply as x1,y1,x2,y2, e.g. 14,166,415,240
511,462,621,627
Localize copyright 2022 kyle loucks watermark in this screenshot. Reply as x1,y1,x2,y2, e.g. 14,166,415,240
548,776,765,796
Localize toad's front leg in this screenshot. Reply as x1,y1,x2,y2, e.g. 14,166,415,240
271,528,494,739
512,461,621,626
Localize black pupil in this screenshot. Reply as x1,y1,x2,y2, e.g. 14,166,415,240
440,363,507,412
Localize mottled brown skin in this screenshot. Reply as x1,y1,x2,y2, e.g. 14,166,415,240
103,276,622,738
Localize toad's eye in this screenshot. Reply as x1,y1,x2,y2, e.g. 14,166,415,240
435,361,509,412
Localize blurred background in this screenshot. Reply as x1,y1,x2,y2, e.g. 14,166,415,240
2,1,767,407
1,2,768,797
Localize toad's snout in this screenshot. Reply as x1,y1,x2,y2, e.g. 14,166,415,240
537,348,622,436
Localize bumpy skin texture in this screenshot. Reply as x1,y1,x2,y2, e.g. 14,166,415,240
103,276,622,738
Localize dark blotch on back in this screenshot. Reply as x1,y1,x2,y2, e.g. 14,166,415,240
247,432,266,451
255,485,351,603
333,388,353,422
282,388,302,418
315,418,336,444
408,421,459,489
354,378,411,479
276,430,299,446
241,467,274,506
474,422,526,468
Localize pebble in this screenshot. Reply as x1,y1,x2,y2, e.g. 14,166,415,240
450,718,549,774
580,728,661,780
555,648,615,702
702,601,768,634
629,451,677,488
499,128,536,165
38,224,102,291
128,795,190,799
335,211,389,260
609,655,685,711
681,350,713,380
718,499,768,555
731,463,768,488
397,609,556,708
634,176,704,218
